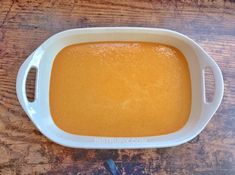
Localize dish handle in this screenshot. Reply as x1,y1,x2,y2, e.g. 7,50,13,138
16,52,40,118
202,53,224,118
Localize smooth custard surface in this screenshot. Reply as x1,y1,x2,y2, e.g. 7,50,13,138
50,42,191,137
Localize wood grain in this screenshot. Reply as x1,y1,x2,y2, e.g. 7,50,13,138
0,0,235,174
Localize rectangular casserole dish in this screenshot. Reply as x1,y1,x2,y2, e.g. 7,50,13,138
16,27,223,148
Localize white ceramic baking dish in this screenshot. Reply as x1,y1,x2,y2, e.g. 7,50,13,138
16,27,223,149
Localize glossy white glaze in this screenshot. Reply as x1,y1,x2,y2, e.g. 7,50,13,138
16,27,224,148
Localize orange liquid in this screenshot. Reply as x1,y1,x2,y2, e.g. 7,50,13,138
50,42,191,137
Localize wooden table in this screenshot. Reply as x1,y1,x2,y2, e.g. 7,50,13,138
0,0,235,174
